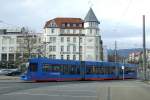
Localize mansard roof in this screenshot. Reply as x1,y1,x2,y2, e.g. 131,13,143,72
44,17,84,29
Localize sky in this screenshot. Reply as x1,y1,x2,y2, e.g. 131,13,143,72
0,0,150,49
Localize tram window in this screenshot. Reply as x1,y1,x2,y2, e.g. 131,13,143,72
42,64,78,75
42,64,52,72
43,64,62,72
124,67,135,74
29,63,37,72
43,65,49,72
105,67,115,74
75,65,80,74
62,64,80,74
63,64,69,74
86,66,101,74
53,65,61,72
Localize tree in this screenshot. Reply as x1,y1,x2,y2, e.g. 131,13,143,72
16,27,41,71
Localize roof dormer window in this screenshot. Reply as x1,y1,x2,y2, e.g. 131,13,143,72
79,24,82,27
62,24,65,28
73,24,76,27
50,20,57,27
67,23,70,27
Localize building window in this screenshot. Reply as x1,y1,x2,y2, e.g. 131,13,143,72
73,46,76,52
53,55,56,59
73,37,76,42
79,37,82,43
67,37,70,42
79,29,82,34
2,39,7,44
49,55,53,59
79,46,82,52
50,37,56,42
62,24,65,27
67,29,70,33
67,55,70,60
2,47,6,52
61,37,64,42
49,46,56,51
64,29,67,33
49,46,53,51
49,55,56,59
67,45,70,52
9,47,14,52
53,37,56,42
89,22,92,27
1,53,7,61
90,29,92,33
67,24,70,27
96,29,98,34
79,24,82,27
49,37,53,42
53,46,56,51
61,29,64,34
9,53,14,61
73,24,76,27
51,29,55,33
79,55,82,61
73,55,76,60
73,29,76,34
96,55,99,60
61,55,63,60
61,46,64,52
9,38,15,45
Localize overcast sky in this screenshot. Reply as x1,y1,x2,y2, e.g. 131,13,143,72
0,0,150,49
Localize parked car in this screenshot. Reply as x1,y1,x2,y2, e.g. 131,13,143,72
0,69,13,75
6,70,21,76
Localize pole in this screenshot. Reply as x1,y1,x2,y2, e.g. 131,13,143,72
115,41,118,77
115,41,117,62
143,15,147,81
123,68,124,80
79,30,83,79
122,66,124,80
79,32,81,61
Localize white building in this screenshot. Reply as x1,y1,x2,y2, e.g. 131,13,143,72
0,27,42,68
44,8,103,61
0,28,23,62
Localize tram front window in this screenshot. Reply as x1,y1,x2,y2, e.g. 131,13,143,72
29,63,38,72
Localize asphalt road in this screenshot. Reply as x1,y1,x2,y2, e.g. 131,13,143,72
0,79,150,100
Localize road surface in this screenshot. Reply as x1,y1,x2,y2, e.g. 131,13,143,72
0,79,150,100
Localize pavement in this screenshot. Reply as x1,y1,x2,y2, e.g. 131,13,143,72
0,75,20,80
0,79,150,100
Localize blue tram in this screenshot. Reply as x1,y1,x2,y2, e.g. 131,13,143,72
21,58,137,81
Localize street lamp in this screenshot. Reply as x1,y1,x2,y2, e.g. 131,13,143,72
122,65,125,80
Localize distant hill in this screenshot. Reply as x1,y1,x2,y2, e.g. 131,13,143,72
107,48,143,57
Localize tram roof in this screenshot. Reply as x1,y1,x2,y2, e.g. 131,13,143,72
29,58,137,67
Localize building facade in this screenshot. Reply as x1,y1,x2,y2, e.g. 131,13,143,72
128,50,150,66
44,8,103,61
0,27,42,68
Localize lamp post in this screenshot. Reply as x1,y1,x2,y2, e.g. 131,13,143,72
122,65,125,80
143,15,147,81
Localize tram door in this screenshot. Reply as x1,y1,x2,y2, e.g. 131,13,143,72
28,63,39,80
80,61,86,80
